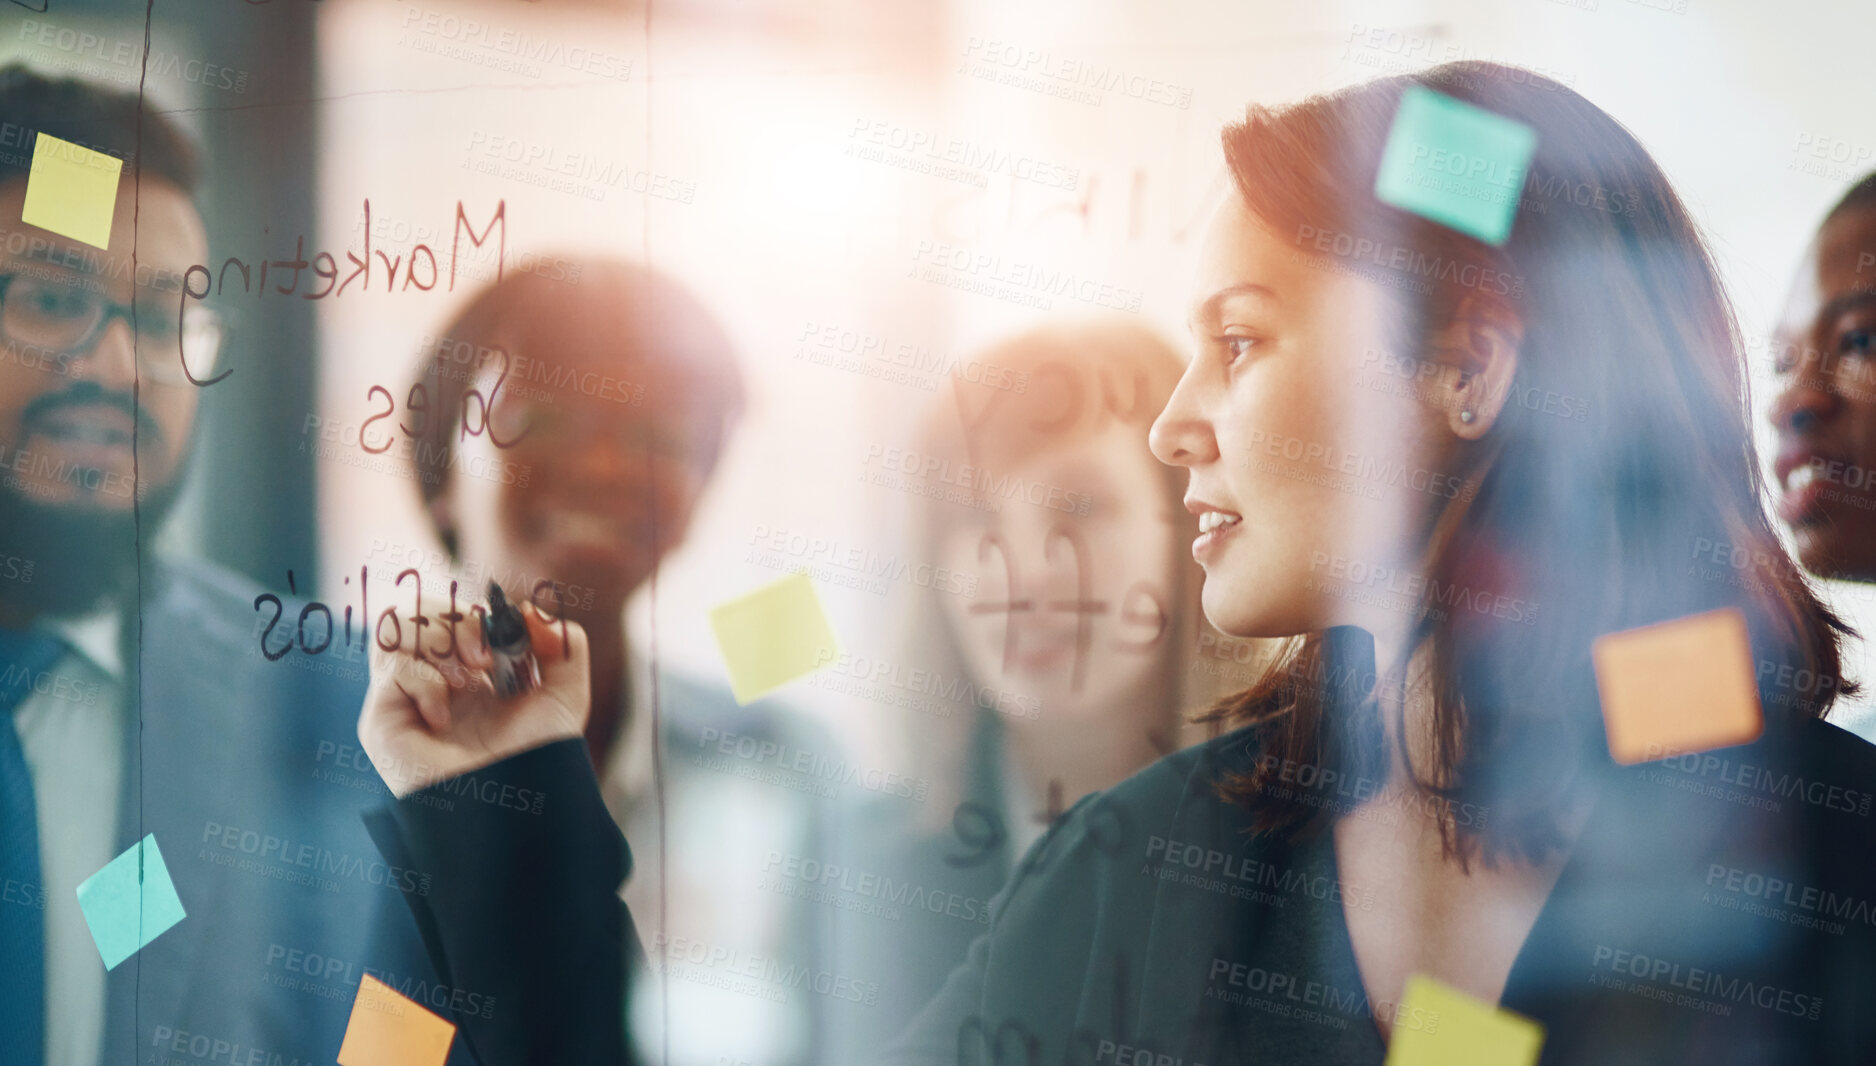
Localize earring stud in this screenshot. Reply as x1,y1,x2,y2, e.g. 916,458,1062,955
1460,408,1476,424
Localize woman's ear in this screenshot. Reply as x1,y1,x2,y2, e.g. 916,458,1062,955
1429,295,1523,440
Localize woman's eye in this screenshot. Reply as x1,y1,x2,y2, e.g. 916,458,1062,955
1218,335,1260,363
1838,328,1875,357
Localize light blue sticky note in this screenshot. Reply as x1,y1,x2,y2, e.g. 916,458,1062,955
1374,86,1537,246
76,834,186,970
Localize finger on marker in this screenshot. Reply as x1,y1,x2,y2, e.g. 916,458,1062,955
459,633,493,672
449,608,492,671
525,604,584,668
455,662,496,697
404,658,453,731
527,584,563,621
434,656,476,691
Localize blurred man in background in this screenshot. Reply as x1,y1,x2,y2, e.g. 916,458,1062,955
0,65,355,1065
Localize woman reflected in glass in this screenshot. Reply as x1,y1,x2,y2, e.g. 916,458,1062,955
833,319,1261,1058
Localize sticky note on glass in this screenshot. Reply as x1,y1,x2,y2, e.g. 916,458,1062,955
21,132,123,250
709,571,841,704
1592,607,1764,765
338,975,455,1066
1385,974,1544,1066
1374,86,1536,246
75,834,186,970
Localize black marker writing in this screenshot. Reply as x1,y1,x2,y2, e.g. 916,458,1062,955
360,345,529,456
253,567,569,664
178,199,508,386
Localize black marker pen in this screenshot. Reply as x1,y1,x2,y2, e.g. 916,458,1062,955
482,582,541,698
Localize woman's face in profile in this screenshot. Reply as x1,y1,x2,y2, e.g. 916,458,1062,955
1150,195,1449,641
934,425,1180,717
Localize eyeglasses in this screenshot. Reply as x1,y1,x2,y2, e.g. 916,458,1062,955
0,272,224,387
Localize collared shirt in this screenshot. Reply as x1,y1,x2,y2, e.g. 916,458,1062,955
15,607,124,1066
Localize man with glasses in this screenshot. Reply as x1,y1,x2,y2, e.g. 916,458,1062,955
0,65,239,1066
0,66,623,1066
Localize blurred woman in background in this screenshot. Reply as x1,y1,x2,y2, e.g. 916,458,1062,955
831,319,1259,1058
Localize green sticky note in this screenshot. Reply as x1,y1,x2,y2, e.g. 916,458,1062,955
709,572,841,704
1385,974,1544,1066
1374,86,1537,246
76,833,187,970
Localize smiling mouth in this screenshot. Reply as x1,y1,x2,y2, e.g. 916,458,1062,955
1192,510,1242,561
1198,511,1240,534
1777,459,1836,527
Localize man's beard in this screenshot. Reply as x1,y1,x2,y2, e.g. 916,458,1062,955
0,474,184,620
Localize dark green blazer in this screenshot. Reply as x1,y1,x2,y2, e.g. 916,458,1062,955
886,717,1876,1065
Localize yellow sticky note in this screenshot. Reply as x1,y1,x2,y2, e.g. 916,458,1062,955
709,571,841,704
1385,974,1544,1066
21,132,123,250
1592,607,1763,766
337,975,455,1066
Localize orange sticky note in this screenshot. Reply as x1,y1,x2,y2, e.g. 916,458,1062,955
337,975,455,1066
1384,974,1544,1066
709,571,841,704
1592,607,1763,765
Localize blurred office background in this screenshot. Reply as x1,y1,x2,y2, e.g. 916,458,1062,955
6,0,1870,731
6,0,1876,1058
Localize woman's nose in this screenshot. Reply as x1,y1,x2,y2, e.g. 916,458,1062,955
1149,370,1218,467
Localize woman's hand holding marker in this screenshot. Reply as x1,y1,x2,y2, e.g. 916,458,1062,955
360,582,592,798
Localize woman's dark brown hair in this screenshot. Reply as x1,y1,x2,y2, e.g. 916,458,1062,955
1208,61,1855,863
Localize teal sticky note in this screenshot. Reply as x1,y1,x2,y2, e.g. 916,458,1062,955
76,834,187,970
1374,86,1537,246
